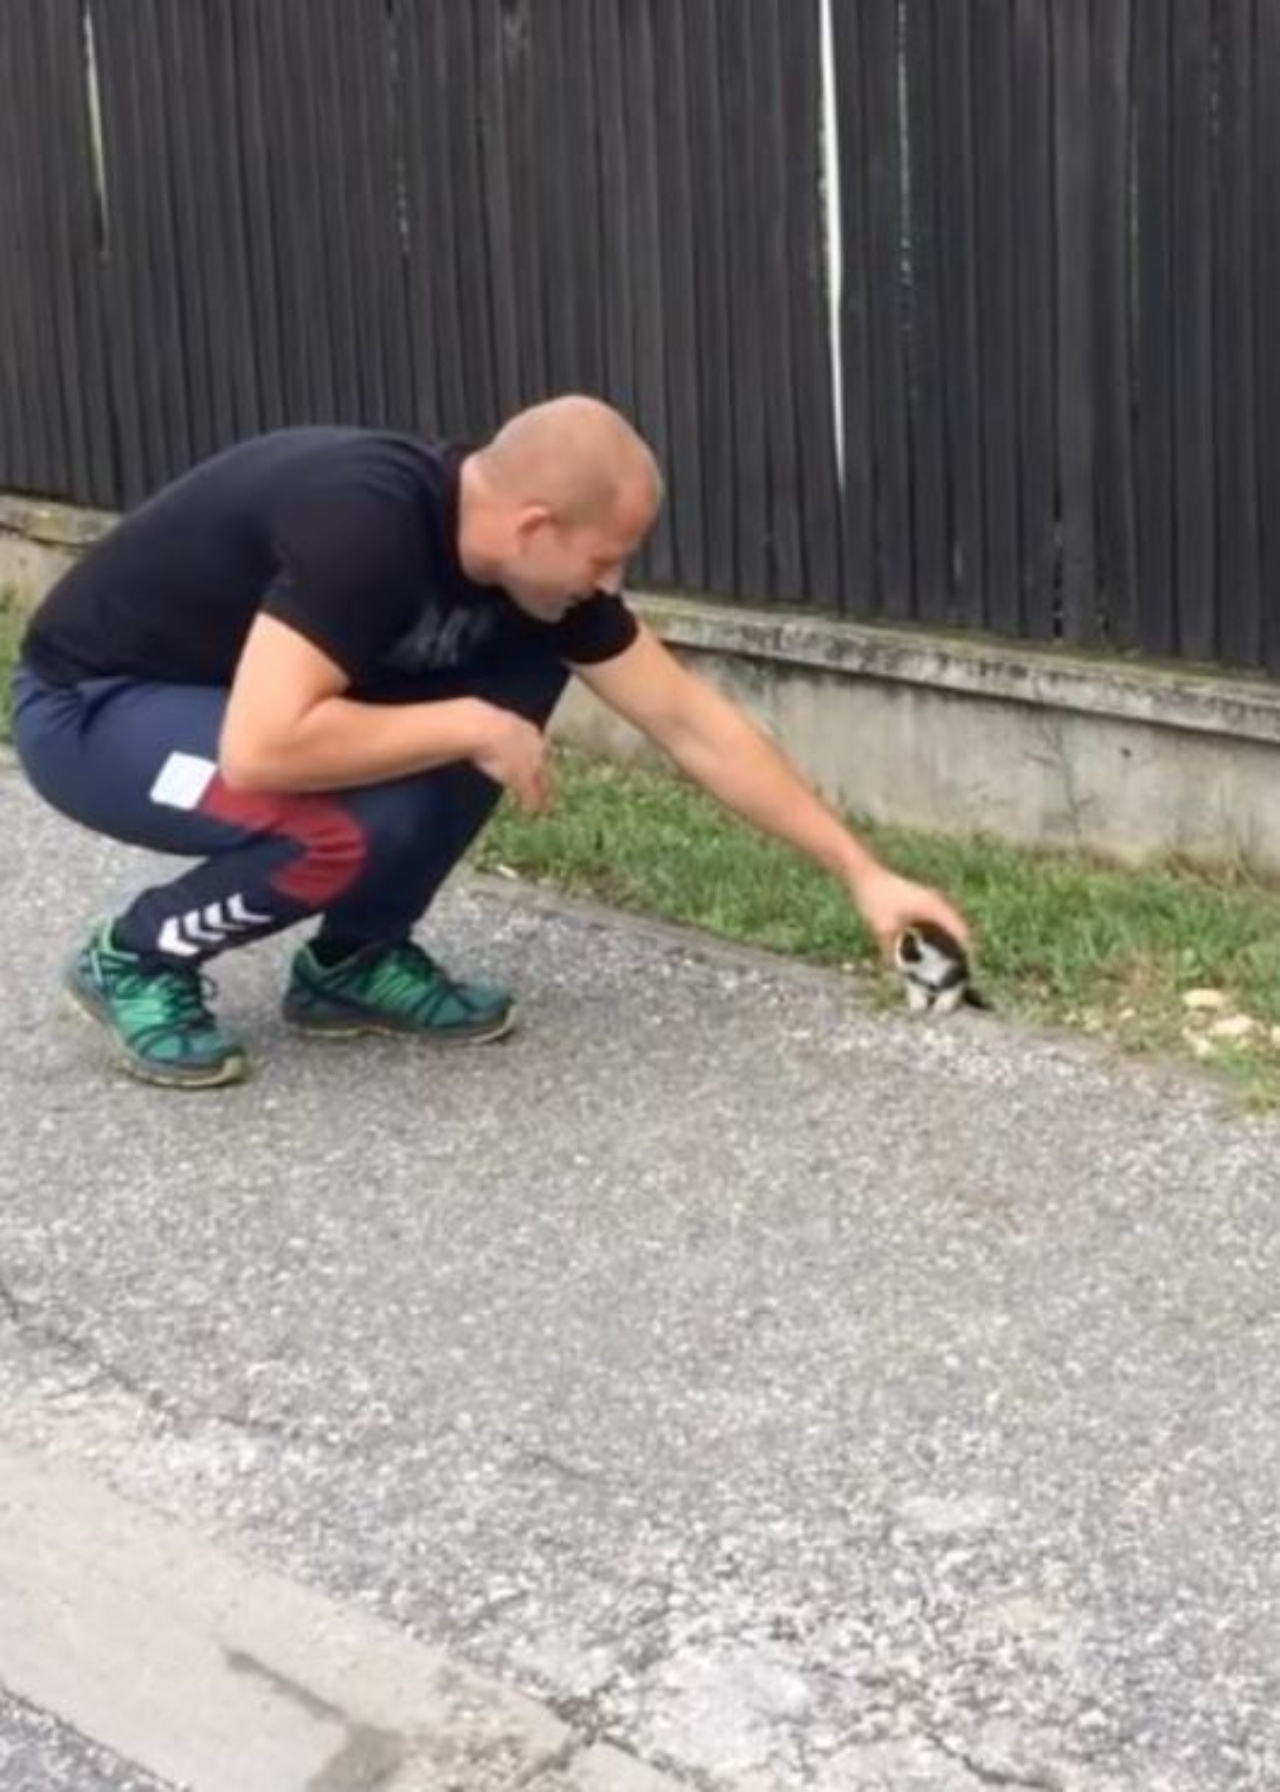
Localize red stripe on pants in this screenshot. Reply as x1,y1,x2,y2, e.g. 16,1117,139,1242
198,776,368,905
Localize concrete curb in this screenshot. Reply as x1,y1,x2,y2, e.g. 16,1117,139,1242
467,867,885,997
0,1441,693,1792
635,593,1280,746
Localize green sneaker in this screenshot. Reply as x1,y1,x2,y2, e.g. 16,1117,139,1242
283,939,515,1044
64,924,248,1089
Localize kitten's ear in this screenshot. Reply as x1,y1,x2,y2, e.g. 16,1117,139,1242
893,928,923,970
915,919,959,954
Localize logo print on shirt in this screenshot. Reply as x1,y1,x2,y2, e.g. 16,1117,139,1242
383,593,508,674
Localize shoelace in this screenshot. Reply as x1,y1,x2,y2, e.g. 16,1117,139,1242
101,954,222,1049
359,943,486,1022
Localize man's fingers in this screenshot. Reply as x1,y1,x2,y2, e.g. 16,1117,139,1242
516,761,553,814
906,884,971,950
934,897,972,949
862,875,972,959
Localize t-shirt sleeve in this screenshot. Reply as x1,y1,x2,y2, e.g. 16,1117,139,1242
547,591,640,665
260,484,423,684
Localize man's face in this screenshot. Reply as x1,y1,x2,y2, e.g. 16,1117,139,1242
502,504,649,622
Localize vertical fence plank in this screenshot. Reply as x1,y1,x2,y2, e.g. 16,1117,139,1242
26,0,94,498
0,0,46,491
1254,0,1280,671
533,0,579,402
933,0,985,626
269,0,335,423
902,0,950,626
58,0,117,505
471,0,521,420
347,0,414,430
331,0,384,421
782,0,840,608
400,0,465,435
652,0,705,590
133,0,196,477
972,0,1020,636
311,0,364,421
1171,0,1216,663
684,0,736,597
1215,0,1261,670
201,0,262,440
719,0,769,599
862,0,912,618
621,0,675,587
5,0,70,494
27,0,118,501
560,0,607,405
751,0,804,600
159,3,232,457
228,0,287,435
0,2,23,490
593,0,636,429
440,2,496,432
92,0,166,497
1133,0,1176,655
1053,0,1099,645
1093,0,1138,648
1011,0,1057,641
501,0,549,410
386,1,440,436
373,0,418,432
833,0,876,616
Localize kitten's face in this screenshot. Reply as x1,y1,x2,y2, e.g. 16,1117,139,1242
894,923,974,1013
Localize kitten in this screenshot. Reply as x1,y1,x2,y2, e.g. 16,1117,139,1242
893,922,989,1014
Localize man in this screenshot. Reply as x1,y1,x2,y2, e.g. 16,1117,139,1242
12,395,969,1089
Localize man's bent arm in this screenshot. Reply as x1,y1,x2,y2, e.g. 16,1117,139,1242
219,614,497,794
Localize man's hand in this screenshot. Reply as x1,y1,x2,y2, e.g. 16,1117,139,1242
850,866,971,961
471,704,554,814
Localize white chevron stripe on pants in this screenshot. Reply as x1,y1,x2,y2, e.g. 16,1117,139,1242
157,895,275,959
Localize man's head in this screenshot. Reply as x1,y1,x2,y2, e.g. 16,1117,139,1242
458,396,663,621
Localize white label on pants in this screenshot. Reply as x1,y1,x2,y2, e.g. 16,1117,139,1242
150,751,218,812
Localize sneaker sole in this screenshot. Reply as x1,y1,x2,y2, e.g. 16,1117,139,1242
282,1004,518,1047
63,979,250,1091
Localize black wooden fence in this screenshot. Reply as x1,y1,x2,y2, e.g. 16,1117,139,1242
1,1,1278,673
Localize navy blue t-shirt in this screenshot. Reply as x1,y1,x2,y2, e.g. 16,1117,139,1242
22,428,638,691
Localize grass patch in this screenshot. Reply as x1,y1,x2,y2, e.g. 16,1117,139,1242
0,588,23,740
475,748,1280,1107
3,601,1278,1101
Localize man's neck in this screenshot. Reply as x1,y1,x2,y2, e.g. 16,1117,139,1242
456,455,503,586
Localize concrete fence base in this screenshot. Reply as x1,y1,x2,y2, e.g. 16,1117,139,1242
7,493,1280,880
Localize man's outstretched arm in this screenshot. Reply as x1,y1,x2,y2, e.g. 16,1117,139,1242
572,624,970,957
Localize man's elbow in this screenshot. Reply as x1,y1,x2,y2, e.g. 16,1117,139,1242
217,727,286,792
218,751,272,792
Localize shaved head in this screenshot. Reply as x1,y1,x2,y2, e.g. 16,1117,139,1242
475,395,663,530
456,395,663,621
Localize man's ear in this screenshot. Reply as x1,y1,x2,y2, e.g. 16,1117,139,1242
513,501,554,547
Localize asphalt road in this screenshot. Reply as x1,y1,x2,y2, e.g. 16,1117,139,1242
2,767,1279,1790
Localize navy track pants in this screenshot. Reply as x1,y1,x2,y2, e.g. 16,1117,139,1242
11,657,567,966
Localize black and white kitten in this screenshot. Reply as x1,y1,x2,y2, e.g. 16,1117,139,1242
893,923,989,1014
